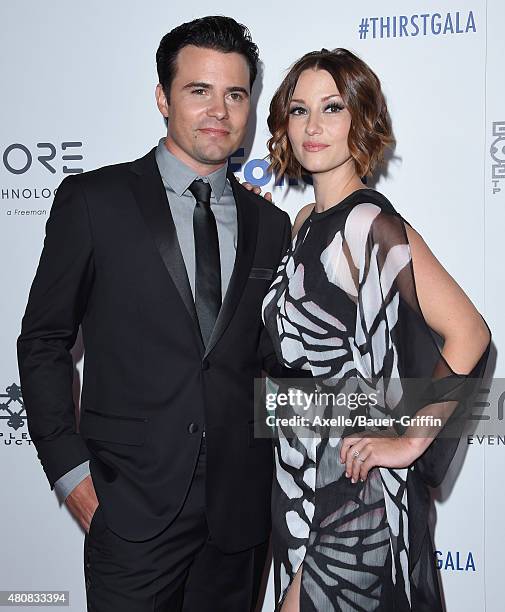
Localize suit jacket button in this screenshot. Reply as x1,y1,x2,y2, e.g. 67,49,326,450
201,359,210,370
188,422,199,434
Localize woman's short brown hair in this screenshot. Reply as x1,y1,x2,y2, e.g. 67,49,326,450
267,48,394,179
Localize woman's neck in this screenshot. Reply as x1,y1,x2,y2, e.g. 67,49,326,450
312,160,365,213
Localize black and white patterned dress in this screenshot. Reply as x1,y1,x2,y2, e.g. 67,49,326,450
261,189,490,611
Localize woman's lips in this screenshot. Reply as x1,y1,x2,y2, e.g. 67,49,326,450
303,142,330,152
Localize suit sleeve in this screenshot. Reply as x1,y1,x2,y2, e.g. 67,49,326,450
17,174,94,489
259,211,292,375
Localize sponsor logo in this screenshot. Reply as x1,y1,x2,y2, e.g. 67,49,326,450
435,550,476,571
491,121,505,194
1,141,83,207
229,148,312,188
358,11,476,40
0,383,33,446
467,434,505,445
1,142,83,176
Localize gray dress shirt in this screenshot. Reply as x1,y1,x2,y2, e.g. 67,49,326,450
53,137,238,503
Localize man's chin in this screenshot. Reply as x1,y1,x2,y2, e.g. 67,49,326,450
195,148,233,167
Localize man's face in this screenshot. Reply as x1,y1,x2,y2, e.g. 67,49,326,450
156,45,251,173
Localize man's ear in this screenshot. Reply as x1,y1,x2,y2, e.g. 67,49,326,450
155,83,169,119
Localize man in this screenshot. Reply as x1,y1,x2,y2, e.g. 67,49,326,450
17,16,290,611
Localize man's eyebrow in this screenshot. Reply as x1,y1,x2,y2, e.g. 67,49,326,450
182,82,250,97
290,94,342,104
183,81,212,90
225,86,250,97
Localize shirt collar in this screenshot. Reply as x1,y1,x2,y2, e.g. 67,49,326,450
155,137,228,202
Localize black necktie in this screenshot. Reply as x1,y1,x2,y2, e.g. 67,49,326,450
189,179,222,346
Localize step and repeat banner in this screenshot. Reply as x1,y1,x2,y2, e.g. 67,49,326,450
1,0,504,610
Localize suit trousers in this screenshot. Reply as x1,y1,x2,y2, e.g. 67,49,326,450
83,435,269,611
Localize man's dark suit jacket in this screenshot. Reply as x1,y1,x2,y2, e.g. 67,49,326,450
17,147,291,552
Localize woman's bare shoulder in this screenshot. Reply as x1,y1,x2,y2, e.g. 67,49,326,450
292,203,315,238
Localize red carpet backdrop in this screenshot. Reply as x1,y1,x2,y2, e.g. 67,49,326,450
1,0,504,609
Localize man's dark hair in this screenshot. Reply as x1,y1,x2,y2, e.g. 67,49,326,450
156,15,259,102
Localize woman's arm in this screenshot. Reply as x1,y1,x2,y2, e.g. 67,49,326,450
340,215,490,483
406,224,490,375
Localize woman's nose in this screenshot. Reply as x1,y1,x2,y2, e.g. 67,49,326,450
305,115,322,136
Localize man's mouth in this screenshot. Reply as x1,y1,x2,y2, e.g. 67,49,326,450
198,128,230,137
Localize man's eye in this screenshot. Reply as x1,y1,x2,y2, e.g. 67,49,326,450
229,92,244,101
192,89,206,95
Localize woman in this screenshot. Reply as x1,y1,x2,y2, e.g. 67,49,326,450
261,48,491,611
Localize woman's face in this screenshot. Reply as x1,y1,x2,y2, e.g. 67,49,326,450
287,68,352,175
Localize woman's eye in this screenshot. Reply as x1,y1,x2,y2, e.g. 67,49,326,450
289,106,306,116
324,103,344,113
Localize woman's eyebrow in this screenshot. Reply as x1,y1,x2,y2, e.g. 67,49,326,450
290,93,342,104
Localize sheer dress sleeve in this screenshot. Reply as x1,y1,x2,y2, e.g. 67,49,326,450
352,202,491,485
349,199,491,597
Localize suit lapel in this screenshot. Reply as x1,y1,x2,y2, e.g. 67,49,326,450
203,171,259,358
129,149,204,354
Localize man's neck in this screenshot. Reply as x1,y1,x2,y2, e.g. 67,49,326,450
164,137,226,177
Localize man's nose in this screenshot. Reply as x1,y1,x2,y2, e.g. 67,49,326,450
207,96,228,120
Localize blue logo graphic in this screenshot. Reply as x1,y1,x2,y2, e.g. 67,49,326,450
435,550,476,571
229,149,312,189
